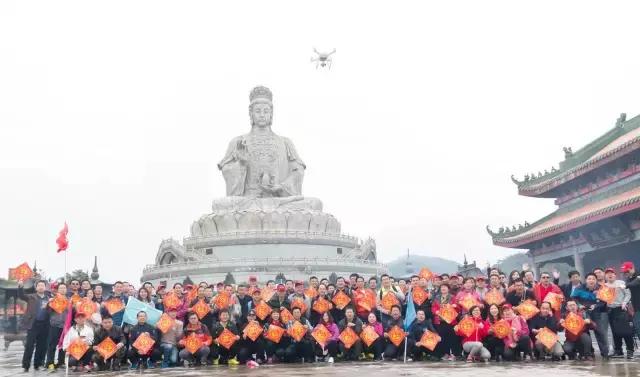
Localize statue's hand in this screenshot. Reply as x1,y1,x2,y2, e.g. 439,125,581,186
261,184,283,196
235,139,249,162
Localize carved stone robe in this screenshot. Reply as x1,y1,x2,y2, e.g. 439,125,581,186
218,129,305,198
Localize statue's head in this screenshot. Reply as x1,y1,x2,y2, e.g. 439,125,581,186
249,86,273,128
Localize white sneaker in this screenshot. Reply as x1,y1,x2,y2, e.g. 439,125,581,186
328,357,334,363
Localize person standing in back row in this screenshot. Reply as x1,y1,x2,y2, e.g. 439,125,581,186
18,279,52,372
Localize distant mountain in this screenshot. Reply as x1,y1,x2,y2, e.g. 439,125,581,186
387,254,459,277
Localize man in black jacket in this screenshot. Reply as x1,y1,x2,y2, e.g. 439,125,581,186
18,280,51,372
92,315,126,371
622,261,640,341
409,309,437,361
528,302,563,360
127,311,160,370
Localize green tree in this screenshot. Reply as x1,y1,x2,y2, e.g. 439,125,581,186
274,273,286,284
224,272,236,285
64,269,89,284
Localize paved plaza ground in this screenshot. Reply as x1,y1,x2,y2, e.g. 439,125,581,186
1,340,639,377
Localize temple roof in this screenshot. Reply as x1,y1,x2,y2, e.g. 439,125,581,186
488,183,640,248
512,113,640,197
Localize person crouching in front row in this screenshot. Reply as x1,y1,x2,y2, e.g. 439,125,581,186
410,309,438,361
455,306,491,362
62,312,94,373
337,307,363,361
211,309,241,365
91,315,126,371
529,302,563,360
178,312,210,367
285,307,315,363
127,311,161,370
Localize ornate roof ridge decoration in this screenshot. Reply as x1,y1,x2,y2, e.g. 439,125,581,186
489,185,640,248
512,113,640,196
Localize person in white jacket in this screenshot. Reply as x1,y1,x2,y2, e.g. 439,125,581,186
62,312,95,372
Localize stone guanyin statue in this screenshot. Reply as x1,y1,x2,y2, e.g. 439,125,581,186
214,86,323,212
193,86,334,237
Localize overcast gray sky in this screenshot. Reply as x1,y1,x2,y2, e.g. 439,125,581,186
1,1,640,284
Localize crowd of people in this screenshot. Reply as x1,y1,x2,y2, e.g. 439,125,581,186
16,260,640,373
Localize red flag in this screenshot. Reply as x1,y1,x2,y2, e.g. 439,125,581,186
56,222,69,253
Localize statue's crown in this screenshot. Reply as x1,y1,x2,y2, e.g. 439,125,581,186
250,86,272,104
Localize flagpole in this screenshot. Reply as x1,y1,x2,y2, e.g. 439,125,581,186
403,335,408,363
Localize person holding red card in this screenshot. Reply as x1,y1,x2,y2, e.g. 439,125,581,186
62,312,94,372
211,309,241,365
408,309,438,361
18,279,52,372
179,312,211,367
454,306,491,362
263,310,288,363
284,307,314,363
237,310,266,364
45,282,69,371
127,311,160,369
91,315,126,371
314,311,339,363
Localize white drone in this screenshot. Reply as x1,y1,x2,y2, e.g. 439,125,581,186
311,47,336,69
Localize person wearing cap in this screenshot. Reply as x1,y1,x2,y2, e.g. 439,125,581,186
237,310,266,364
288,281,311,318
284,307,315,363
605,268,634,359
92,315,126,371
158,309,183,368
571,272,609,359
448,275,461,296
621,261,640,342
268,284,291,311
475,276,488,301
500,304,532,361
62,312,95,372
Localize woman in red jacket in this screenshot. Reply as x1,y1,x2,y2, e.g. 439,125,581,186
454,306,490,362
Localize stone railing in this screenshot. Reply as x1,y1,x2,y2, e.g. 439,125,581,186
183,230,360,248
141,256,386,277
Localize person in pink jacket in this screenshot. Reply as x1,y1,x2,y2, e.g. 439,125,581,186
501,304,532,361
362,312,384,361
314,312,339,363
454,278,483,315
454,306,490,362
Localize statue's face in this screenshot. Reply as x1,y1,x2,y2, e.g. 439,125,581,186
250,102,272,128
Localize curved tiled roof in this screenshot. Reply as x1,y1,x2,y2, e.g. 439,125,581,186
490,185,640,248
513,114,640,197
